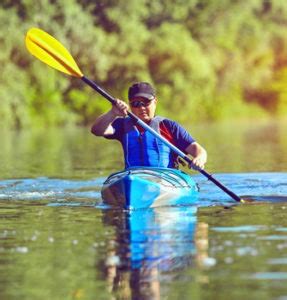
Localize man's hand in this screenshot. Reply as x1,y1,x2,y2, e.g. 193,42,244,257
91,99,129,136
111,99,129,117
189,155,206,170
185,142,207,171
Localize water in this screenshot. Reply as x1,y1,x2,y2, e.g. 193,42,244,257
0,119,287,300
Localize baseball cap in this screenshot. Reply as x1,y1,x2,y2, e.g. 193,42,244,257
128,82,156,101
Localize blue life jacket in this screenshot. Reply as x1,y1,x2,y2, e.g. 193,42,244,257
122,116,177,168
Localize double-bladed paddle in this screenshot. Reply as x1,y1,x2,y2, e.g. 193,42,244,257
25,27,245,203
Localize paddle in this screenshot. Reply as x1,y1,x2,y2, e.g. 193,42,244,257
25,27,245,203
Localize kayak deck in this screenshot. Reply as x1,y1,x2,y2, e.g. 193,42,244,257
101,167,198,210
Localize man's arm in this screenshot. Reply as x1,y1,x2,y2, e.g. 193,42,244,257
161,119,207,170
185,142,207,170
91,99,129,136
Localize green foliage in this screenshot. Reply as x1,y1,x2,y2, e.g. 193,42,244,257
1,0,287,128
146,22,216,121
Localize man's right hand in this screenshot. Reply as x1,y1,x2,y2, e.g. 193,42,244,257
91,99,128,136
111,99,129,117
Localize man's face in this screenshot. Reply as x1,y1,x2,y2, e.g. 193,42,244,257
129,97,157,123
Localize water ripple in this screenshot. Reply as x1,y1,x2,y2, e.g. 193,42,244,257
0,177,104,205
0,172,287,207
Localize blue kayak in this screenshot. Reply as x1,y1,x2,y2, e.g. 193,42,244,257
101,167,199,210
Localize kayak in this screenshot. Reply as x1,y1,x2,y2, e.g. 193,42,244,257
101,167,199,210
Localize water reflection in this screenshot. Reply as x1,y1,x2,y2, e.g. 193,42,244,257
101,206,210,299
1,119,287,180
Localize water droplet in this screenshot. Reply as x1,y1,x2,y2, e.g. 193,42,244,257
236,247,258,256
15,247,28,254
224,257,234,264
31,235,37,241
224,241,233,246
202,257,217,267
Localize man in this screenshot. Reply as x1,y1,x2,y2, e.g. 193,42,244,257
91,82,207,170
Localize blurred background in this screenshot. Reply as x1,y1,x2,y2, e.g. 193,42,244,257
1,0,287,130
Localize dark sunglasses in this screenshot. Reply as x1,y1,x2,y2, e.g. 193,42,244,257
130,100,153,108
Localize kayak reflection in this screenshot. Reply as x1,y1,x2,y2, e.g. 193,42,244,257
102,206,200,299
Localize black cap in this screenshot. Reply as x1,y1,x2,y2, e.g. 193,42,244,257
128,82,156,100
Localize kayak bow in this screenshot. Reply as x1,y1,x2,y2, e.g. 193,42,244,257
101,167,198,210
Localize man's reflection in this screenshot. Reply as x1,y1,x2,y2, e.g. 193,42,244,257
102,206,208,300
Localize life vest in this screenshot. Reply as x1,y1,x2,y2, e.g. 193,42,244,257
122,116,177,168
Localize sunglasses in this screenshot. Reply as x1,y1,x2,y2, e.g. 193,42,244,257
130,100,153,108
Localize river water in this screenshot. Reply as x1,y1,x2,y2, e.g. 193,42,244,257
0,119,287,300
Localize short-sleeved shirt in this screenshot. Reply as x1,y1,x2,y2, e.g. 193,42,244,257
105,116,195,153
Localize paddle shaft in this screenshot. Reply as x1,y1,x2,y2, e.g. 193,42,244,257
82,76,242,202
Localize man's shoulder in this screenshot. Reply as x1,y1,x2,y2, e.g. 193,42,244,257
158,117,180,129
157,116,195,146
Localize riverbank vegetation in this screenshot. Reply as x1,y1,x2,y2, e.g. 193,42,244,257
1,0,287,128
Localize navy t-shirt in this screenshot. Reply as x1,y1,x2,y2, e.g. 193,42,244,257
105,117,195,153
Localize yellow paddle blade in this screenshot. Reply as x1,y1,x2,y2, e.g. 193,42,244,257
25,28,83,78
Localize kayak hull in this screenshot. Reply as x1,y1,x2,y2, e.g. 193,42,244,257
101,167,198,209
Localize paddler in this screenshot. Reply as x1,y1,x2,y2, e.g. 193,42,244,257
91,82,207,170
